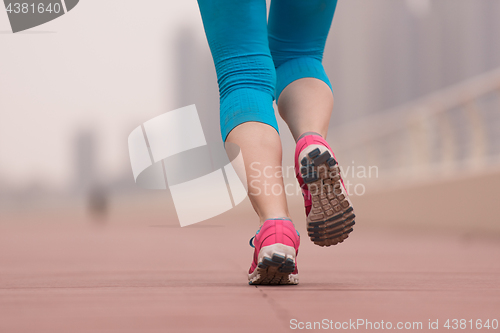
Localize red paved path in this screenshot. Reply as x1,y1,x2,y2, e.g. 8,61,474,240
1,170,500,332
1,211,499,332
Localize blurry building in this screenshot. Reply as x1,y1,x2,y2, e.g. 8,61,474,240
73,129,108,217
324,0,500,125
175,26,220,145
73,130,97,193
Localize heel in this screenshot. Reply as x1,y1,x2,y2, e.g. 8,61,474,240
249,243,298,285
301,146,356,247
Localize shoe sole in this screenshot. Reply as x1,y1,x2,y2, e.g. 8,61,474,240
248,243,298,285
300,147,356,247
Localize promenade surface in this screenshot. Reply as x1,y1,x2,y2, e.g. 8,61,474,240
1,171,499,332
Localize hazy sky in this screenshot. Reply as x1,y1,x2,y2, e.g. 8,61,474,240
0,1,207,190
1,0,498,191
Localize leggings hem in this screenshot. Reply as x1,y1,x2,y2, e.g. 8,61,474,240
275,57,332,103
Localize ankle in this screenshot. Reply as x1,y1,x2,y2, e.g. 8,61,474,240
259,215,291,226
296,131,323,142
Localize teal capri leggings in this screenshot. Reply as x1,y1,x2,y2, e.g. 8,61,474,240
197,0,337,141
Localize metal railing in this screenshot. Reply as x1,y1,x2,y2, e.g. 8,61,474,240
332,67,500,179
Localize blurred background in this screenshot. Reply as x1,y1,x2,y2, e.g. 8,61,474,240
1,1,500,331
1,0,499,231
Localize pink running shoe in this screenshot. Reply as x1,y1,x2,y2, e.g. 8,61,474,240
294,134,355,247
248,218,300,285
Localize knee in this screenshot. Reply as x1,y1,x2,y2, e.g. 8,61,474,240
269,30,326,70
216,54,277,101
216,54,279,141
274,57,332,102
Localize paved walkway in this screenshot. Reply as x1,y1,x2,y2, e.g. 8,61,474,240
1,207,499,332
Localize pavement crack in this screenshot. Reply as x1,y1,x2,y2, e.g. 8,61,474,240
256,288,292,330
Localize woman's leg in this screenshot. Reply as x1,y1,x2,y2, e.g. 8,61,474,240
277,78,333,141
268,0,338,141
226,122,289,224
269,1,355,247
197,0,289,224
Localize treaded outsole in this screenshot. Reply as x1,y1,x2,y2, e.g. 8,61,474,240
301,148,355,247
249,253,298,285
